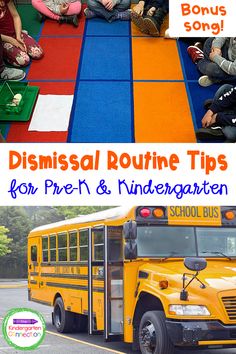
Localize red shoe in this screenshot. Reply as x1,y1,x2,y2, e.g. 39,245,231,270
187,45,204,64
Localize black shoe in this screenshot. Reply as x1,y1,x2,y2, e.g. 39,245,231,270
38,12,47,22
196,127,225,141
59,15,79,27
153,7,167,26
203,98,213,110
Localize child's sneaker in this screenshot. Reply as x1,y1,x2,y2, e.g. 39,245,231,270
187,45,204,64
0,67,25,81
196,127,224,140
164,28,178,39
194,41,203,50
198,75,216,87
131,10,148,33
84,8,97,19
143,16,159,36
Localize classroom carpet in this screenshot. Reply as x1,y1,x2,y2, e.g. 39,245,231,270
1,4,222,143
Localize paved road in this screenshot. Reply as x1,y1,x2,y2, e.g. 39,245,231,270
0,287,236,354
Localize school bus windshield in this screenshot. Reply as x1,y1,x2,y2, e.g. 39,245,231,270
137,226,236,258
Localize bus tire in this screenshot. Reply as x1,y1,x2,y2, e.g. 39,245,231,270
139,311,174,354
53,297,74,333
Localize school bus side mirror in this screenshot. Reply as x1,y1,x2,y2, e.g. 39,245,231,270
184,257,207,272
123,221,137,241
124,241,137,260
180,257,207,301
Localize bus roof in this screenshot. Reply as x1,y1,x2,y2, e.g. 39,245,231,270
29,206,133,234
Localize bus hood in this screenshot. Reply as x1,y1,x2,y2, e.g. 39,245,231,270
139,260,236,292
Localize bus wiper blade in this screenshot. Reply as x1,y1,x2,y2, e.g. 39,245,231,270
202,251,231,260
161,252,181,261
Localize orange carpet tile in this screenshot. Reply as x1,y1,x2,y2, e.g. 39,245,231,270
134,82,196,142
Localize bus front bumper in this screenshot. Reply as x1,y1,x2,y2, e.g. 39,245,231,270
166,319,236,347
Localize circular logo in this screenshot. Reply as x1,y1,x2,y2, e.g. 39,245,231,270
2,308,46,351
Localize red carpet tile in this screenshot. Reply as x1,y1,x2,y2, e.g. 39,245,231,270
6,82,75,142
28,81,75,94
41,8,85,36
27,37,82,80
6,125,68,143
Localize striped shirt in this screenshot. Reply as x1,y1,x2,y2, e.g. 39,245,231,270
212,37,236,76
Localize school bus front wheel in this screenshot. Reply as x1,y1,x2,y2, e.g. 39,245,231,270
53,297,75,333
139,311,174,354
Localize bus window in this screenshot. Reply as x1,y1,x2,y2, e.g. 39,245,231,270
108,227,123,262
197,228,236,257
137,226,196,257
42,236,48,262
93,229,104,261
80,230,88,262
69,231,77,261
58,232,68,261
31,245,37,262
227,237,236,255
49,234,56,262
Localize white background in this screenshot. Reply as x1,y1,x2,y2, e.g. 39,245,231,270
169,0,236,37
0,143,235,206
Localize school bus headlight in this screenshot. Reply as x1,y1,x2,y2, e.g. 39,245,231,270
169,305,210,316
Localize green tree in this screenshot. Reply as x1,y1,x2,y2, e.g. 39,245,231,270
24,206,65,228
0,207,31,278
0,226,11,257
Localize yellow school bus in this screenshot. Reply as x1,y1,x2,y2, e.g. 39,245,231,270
28,206,236,353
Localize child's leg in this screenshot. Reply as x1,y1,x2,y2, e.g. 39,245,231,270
66,1,82,15
87,0,126,21
114,0,130,11
3,42,30,67
87,0,114,21
21,32,44,59
151,7,167,29
32,0,60,20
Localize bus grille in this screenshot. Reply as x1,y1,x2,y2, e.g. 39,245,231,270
222,297,236,321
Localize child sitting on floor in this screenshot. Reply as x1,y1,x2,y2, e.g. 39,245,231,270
196,84,236,142
84,0,130,22
0,35,25,80
0,0,43,67
32,0,81,27
131,0,168,36
195,37,236,87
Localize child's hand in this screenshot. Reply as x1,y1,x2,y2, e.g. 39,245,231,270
133,2,144,15
202,110,216,128
211,47,222,56
16,34,26,52
102,0,113,10
60,3,69,14
8,37,26,51
147,6,156,16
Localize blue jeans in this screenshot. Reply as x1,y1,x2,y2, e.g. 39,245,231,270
87,0,130,22
197,38,236,82
214,84,236,142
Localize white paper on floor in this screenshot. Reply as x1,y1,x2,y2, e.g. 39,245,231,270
28,94,73,131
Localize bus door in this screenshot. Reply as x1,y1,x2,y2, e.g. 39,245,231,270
88,226,105,334
28,237,40,293
104,226,124,341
